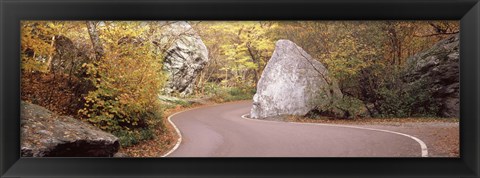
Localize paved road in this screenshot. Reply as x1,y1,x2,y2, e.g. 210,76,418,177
167,101,424,157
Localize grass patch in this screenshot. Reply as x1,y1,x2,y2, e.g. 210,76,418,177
222,87,255,102
113,128,156,147
208,86,255,103
172,99,192,107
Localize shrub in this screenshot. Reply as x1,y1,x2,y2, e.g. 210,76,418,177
205,82,255,102
310,95,366,119
375,79,440,118
113,127,156,147
333,96,367,118
224,87,256,102
357,64,441,118
78,42,166,140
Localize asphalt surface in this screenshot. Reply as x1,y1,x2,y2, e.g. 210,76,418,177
167,101,423,157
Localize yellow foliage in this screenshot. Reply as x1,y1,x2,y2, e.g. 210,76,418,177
80,22,166,133
21,22,57,72
197,21,277,87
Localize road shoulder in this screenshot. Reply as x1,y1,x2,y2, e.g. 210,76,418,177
285,117,459,157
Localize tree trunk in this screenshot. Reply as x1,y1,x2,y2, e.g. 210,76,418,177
246,45,261,87
196,70,206,94
86,21,104,61
45,35,56,72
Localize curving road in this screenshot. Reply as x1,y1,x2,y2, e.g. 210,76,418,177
166,101,426,157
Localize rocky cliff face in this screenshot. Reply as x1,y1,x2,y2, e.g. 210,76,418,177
21,101,119,157
250,40,343,119
155,21,209,97
404,34,459,118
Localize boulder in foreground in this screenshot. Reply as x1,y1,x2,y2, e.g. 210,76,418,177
21,101,120,157
250,40,343,119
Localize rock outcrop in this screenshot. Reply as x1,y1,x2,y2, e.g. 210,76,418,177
21,101,120,157
51,35,89,76
250,40,343,119
155,21,209,97
404,34,459,118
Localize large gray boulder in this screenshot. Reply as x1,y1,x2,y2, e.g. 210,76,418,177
404,34,459,118
155,21,209,97
21,101,120,157
250,40,343,119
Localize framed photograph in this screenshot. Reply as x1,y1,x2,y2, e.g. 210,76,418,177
1,0,479,177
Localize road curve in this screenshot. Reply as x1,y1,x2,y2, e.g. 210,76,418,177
166,101,425,157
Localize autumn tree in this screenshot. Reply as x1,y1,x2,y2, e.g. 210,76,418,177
21,22,59,72
86,21,104,61
274,21,458,117
196,21,277,88
77,21,167,145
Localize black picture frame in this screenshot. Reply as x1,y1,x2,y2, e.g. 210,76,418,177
1,0,479,177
